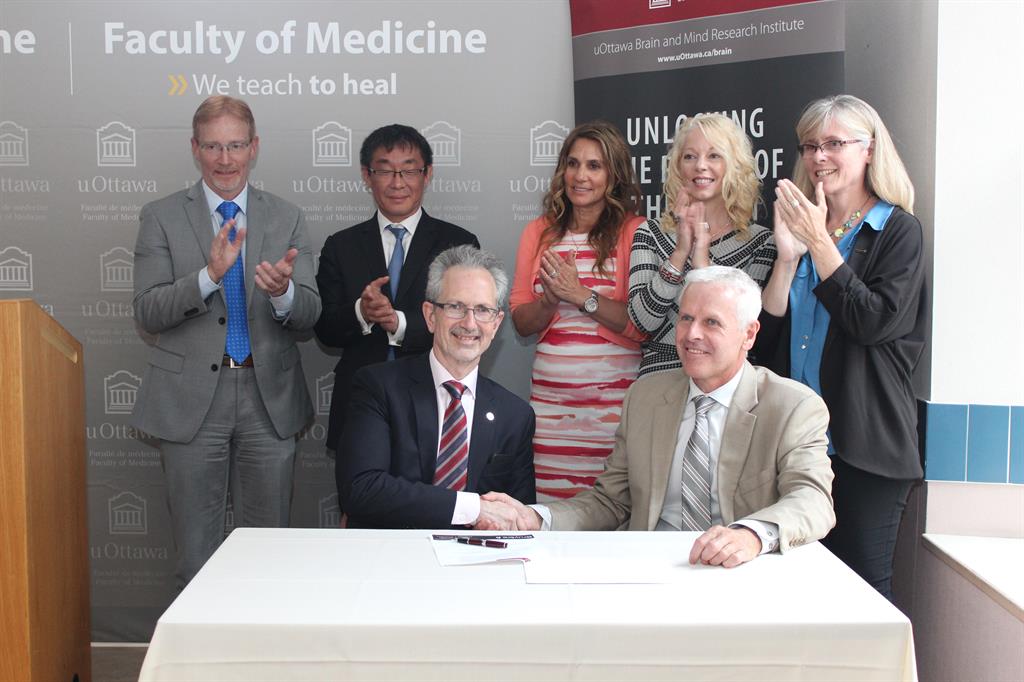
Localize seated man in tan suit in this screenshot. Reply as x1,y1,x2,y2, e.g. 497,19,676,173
485,266,834,568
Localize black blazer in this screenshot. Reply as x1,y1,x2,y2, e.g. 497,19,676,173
338,354,536,529
752,207,926,480
314,210,479,450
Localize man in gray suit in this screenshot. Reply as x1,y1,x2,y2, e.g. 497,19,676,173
484,266,834,568
132,96,320,586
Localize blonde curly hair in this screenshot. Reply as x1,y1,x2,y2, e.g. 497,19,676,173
660,113,761,238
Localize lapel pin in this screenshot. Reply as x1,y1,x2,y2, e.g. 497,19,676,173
486,412,495,421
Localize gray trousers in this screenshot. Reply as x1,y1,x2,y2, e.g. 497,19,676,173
160,366,295,588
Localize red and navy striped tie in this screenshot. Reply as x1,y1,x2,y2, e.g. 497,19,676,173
433,380,469,490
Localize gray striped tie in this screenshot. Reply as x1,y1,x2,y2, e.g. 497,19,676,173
681,395,715,531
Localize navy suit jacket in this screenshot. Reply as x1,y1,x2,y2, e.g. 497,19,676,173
314,210,479,450
339,354,536,529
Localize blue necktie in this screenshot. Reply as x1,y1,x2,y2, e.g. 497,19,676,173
217,201,251,364
385,225,407,360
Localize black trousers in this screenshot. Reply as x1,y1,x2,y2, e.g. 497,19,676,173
822,456,915,602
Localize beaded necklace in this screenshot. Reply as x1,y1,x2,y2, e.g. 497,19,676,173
831,196,874,239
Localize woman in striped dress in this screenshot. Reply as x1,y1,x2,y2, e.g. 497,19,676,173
628,113,777,378
510,121,646,501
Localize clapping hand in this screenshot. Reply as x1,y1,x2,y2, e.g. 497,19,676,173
538,248,585,305
359,275,399,332
670,186,696,259
670,186,710,268
775,179,828,249
771,200,808,264
255,248,298,297
207,220,246,283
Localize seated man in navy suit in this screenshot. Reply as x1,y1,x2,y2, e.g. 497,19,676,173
339,245,536,528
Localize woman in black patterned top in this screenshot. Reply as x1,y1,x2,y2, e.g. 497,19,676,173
628,113,777,377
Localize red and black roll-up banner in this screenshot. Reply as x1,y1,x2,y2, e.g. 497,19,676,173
570,0,845,222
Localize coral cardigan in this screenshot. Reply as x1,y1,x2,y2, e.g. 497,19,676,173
510,215,647,349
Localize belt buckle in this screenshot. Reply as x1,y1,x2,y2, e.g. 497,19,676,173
225,355,247,368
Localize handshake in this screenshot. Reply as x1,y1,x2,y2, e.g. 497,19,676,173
473,492,543,531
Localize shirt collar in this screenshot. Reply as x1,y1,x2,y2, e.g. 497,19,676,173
688,363,744,409
428,349,478,398
377,207,423,236
202,181,248,216
861,199,895,232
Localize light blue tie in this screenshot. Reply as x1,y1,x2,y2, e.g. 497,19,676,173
385,225,407,360
217,201,251,364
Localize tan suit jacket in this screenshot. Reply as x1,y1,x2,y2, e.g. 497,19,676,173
548,362,835,552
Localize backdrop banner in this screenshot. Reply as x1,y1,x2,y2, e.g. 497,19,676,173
568,0,845,222
0,0,573,640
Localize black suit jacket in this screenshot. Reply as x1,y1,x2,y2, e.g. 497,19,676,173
752,206,926,480
338,354,536,529
314,210,479,450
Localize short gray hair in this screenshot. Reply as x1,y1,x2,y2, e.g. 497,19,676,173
679,266,762,328
425,245,509,308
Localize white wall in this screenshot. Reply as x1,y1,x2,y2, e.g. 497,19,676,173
930,0,1024,405
846,0,1024,407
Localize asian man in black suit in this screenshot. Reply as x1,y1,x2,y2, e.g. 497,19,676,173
338,245,535,529
314,124,479,457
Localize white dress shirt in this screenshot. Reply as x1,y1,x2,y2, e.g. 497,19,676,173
353,207,424,346
428,350,482,525
196,182,294,318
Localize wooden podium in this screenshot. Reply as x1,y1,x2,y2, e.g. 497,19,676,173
0,300,91,682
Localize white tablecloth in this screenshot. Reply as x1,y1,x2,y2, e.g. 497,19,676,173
140,528,916,681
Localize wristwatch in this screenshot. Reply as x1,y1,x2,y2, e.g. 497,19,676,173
580,290,599,314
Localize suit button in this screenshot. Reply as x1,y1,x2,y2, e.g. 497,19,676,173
211,364,219,372
218,317,226,325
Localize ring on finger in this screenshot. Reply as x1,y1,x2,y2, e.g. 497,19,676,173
699,222,710,232
791,200,799,208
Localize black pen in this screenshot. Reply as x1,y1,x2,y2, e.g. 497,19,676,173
457,537,507,549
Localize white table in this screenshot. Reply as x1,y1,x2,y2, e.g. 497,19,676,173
140,528,916,681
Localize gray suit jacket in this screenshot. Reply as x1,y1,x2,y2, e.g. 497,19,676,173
547,362,835,552
131,181,320,442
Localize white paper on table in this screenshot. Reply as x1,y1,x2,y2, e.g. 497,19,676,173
523,556,683,583
430,534,542,566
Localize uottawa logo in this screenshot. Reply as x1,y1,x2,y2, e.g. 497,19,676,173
320,493,342,528
312,122,353,167
0,121,29,166
100,247,134,292
104,370,142,415
0,246,33,290
529,120,569,166
316,373,334,415
108,491,147,535
421,121,461,166
97,122,137,167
